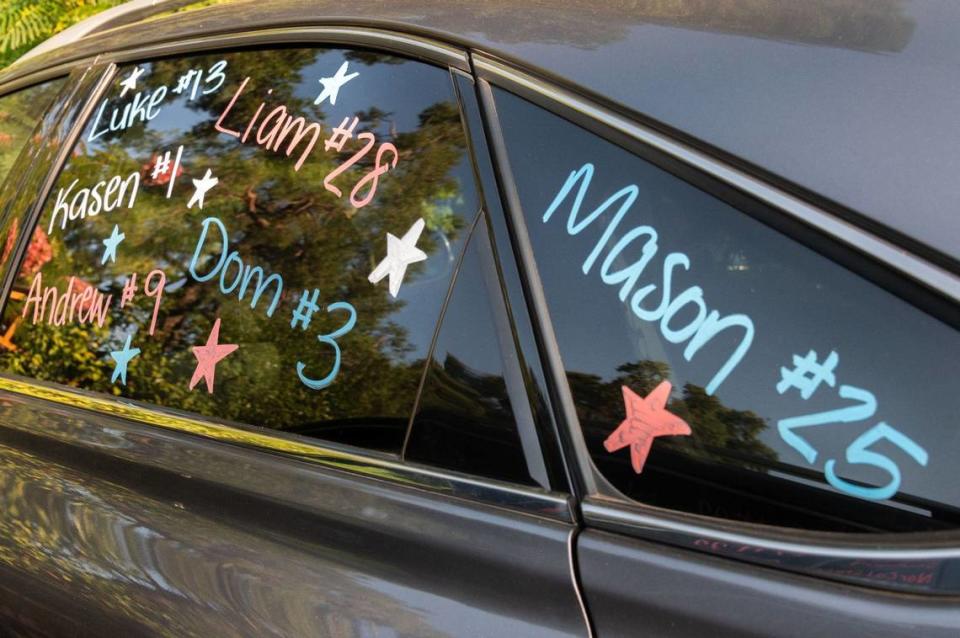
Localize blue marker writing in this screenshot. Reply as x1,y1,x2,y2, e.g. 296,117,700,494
188,216,283,317
543,162,754,395
297,301,357,390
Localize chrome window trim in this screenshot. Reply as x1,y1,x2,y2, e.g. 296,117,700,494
473,54,960,305
0,373,572,520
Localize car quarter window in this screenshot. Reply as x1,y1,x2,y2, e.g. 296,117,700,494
0,48,497,459
493,87,960,532
0,77,69,274
0,79,67,182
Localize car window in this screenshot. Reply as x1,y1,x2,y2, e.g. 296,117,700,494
494,87,960,532
0,79,66,181
404,219,541,486
0,77,68,275
0,49,480,456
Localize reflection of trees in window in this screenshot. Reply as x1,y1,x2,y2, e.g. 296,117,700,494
0,79,64,179
409,353,533,485
570,359,776,472
0,50,473,443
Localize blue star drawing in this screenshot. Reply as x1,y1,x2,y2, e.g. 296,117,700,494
110,334,141,385
314,61,359,106
101,224,125,264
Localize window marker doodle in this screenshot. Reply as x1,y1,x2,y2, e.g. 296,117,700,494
189,317,238,393
118,271,165,335
297,302,356,390
216,77,322,171
187,168,218,210
120,274,137,308
48,172,140,234
290,289,321,330
100,225,125,265
150,146,184,197
368,218,427,298
776,349,838,400
88,85,167,142
778,384,876,464
314,61,359,106
109,334,141,385
171,60,227,100
775,349,928,500
604,381,692,474
118,66,145,98
324,116,358,152
22,274,112,327
188,216,283,317
543,162,754,395
144,270,166,336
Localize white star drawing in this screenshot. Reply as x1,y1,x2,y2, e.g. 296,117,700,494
368,218,428,298
187,169,219,209
119,66,145,97
314,61,360,106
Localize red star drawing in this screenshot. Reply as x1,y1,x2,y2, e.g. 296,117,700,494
603,381,692,474
189,318,238,393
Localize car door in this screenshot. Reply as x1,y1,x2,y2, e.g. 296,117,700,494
472,57,960,636
0,33,589,637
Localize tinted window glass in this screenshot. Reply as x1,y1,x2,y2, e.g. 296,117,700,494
495,88,959,532
405,218,538,486
0,79,65,180
0,78,67,276
0,50,478,455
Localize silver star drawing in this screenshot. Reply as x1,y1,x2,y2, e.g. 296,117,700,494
187,168,219,209
368,218,428,298
119,65,145,97
314,61,360,106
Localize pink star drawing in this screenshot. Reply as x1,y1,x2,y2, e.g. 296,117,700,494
189,318,238,393
603,381,692,474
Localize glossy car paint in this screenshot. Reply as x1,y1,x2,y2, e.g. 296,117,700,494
0,387,584,636
0,1,956,636
578,530,960,637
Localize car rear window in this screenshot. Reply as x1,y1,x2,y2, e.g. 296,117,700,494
494,87,960,532
0,48,480,455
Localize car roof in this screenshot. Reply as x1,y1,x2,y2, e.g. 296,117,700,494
3,0,958,269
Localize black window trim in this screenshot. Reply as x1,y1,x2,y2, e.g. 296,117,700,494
472,53,960,594
0,28,573,523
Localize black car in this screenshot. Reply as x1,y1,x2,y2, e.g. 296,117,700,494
0,1,956,636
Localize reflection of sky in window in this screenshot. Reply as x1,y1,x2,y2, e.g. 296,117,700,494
295,51,449,135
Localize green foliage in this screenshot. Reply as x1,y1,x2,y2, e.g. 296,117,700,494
0,0,126,70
